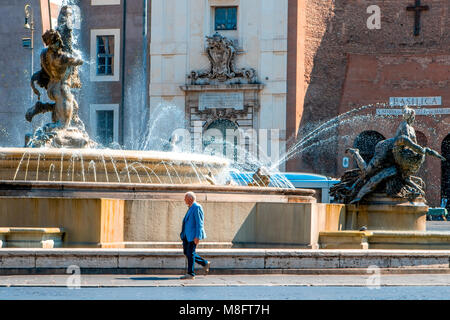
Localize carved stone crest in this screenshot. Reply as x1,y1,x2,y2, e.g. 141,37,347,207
188,33,257,85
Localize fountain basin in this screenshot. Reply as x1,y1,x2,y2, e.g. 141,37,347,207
0,147,321,249
344,194,428,232
0,182,318,248
0,147,229,185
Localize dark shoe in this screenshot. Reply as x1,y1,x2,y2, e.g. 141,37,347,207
203,261,211,275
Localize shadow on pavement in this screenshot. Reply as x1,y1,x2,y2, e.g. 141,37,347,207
116,277,181,281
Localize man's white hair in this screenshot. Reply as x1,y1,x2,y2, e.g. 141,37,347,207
185,191,196,201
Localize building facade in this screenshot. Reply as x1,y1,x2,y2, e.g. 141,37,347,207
149,0,297,170
0,0,448,206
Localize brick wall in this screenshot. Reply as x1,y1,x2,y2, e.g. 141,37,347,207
287,0,450,205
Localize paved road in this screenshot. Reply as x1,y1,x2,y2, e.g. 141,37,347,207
0,274,449,300
1,274,450,287
1,285,450,300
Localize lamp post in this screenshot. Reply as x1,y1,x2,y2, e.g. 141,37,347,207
24,3,35,101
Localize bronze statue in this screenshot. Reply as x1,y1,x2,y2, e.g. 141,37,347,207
248,167,271,187
27,29,82,129
331,106,445,204
25,6,94,148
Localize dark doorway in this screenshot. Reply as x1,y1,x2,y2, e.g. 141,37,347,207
203,119,238,161
353,131,386,163
442,134,450,210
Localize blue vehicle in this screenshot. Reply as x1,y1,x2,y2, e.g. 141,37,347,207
229,171,340,203
427,207,448,221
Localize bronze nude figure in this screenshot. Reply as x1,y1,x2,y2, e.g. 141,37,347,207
25,5,94,148
331,106,445,204
27,29,82,129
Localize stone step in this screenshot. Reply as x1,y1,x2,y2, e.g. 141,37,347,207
319,230,450,250
0,248,449,275
0,228,64,248
120,241,234,249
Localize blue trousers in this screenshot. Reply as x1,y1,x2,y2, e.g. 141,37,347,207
182,237,208,276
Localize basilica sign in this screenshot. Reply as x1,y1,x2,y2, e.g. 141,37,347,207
389,96,442,107
377,108,450,116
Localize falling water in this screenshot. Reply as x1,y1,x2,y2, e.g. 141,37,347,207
160,161,174,184
48,164,55,181
167,162,183,184
70,154,76,181
13,152,27,181
130,162,152,183
35,153,41,181
109,155,121,182
24,153,31,181
79,153,85,182
122,156,132,183
60,152,64,181
190,163,203,184
129,166,141,183
100,154,109,183
88,160,97,182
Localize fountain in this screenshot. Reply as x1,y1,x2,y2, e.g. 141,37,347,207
0,5,319,249
3,5,447,251
320,106,450,249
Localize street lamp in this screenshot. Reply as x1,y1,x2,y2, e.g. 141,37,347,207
23,4,35,101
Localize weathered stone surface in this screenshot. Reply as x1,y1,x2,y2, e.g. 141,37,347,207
0,249,448,273
320,230,450,250
0,250,36,268
118,250,185,269
34,249,119,268
265,256,340,269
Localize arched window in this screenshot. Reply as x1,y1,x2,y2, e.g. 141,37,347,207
353,131,386,163
442,134,450,210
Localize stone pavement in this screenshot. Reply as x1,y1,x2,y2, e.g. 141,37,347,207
0,273,450,287
427,221,450,232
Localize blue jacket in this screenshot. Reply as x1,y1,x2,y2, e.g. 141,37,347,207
180,202,207,242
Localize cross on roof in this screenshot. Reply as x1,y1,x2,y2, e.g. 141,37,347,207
406,0,429,36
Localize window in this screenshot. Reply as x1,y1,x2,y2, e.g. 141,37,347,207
96,35,114,75
215,7,237,31
90,104,119,145
90,29,120,81
96,110,114,145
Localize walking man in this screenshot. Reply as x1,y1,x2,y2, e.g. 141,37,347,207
180,191,210,279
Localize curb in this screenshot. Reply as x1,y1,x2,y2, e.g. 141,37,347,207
1,249,449,275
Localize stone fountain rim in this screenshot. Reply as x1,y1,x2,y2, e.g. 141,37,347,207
0,180,316,196
0,147,230,165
